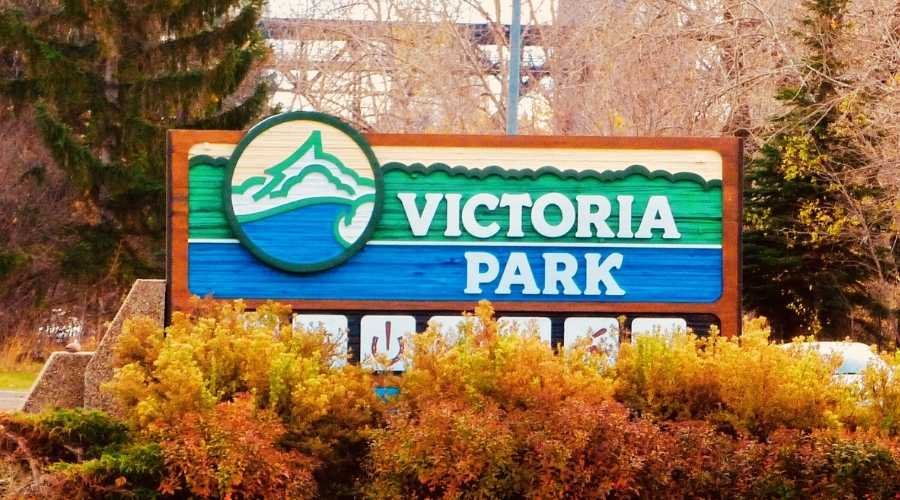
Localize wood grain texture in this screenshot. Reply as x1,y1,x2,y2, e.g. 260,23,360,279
168,130,742,336
188,139,725,181
231,119,376,184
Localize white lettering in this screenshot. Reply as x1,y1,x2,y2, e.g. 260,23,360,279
543,253,581,295
531,193,576,238
575,195,615,238
584,253,626,296
496,252,540,294
462,193,500,239
635,195,681,239
398,193,442,237
499,194,532,237
444,193,463,237
464,252,500,293
616,195,634,238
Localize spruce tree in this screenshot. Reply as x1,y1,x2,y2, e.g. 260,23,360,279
0,1,269,284
743,0,891,337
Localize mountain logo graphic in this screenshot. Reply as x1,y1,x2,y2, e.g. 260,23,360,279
224,112,383,272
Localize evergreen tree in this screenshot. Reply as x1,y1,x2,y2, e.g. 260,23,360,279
743,0,892,338
0,0,269,284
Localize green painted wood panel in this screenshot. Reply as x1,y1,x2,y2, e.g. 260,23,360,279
188,158,722,245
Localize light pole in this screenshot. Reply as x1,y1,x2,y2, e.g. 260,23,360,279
505,0,522,135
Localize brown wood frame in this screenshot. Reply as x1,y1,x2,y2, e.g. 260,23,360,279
168,130,742,335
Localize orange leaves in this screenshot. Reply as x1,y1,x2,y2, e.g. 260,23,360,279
368,401,515,499
368,302,634,498
158,394,316,499
91,300,900,497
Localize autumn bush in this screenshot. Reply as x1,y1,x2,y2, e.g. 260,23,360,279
5,300,900,498
366,302,900,498
0,409,164,498
851,351,900,436
156,395,315,498
614,316,854,438
101,299,384,498
367,301,651,498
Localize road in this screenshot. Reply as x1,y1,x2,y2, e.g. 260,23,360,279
0,391,26,411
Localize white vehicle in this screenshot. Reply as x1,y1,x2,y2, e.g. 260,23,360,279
781,341,888,385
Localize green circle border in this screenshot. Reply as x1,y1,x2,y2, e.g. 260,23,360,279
223,111,384,273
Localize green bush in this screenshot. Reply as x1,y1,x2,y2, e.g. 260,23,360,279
0,409,129,462
46,443,165,499
0,409,162,499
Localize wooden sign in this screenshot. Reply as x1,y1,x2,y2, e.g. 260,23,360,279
168,112,742,334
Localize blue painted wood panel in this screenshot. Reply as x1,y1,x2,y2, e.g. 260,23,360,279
189,242,722,303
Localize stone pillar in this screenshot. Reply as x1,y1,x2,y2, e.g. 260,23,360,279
83,279,166,415
22,352,94,413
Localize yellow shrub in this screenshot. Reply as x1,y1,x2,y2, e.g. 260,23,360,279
712,322,850,437
614,316,853,438
855,351,900,436
400,301,615,411
106,300,380,426
103,299,383,497
613,331,720,420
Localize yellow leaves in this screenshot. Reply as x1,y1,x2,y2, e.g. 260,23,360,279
614,316,856,439
780,134,826,180
401,300,614,416
105,300,377,437
853,351,900,435
611,111,626,130
797,199,855,243
152,342,214,419
112,317,164,369
102,363,148,409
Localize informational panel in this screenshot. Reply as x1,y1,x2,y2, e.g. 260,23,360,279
168,112,741,334
631,317,689,344
497,317,553,345
292,314,349,367
564,317,620,361
359,315,416,371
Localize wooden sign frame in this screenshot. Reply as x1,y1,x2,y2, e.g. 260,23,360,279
168,129,742,335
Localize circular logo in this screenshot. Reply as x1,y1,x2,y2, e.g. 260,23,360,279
225,112,383,273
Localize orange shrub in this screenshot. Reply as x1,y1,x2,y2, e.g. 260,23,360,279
368,301,659,498
367,400,515,498
158,394,316,499
368,397,689,498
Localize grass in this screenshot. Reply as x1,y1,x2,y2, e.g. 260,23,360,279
0,363,42,390
0,335,48,391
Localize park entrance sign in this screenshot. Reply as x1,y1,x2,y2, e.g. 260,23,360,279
168,112,741,336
